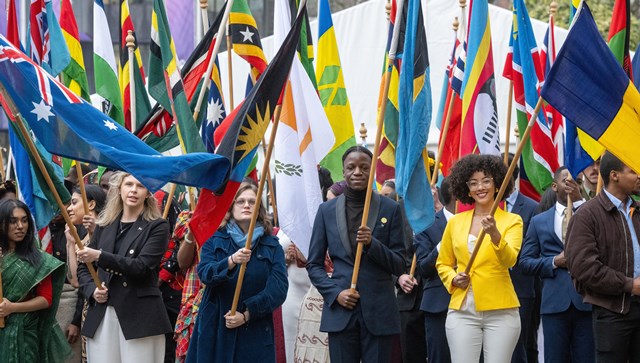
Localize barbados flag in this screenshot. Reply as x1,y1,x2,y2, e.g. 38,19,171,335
460,0,500,156
541,2,640,174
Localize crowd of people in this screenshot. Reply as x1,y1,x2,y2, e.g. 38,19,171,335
0,147,639,363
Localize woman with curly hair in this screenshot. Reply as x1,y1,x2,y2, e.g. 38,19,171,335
435,154,523,363
186,181,288,363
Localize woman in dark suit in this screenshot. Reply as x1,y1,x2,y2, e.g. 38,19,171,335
77,172,172,363
186,181,288,363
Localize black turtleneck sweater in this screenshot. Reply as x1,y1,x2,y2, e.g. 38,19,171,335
345,187,367,251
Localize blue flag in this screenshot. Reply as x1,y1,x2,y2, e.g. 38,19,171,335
0,36,230,192
396,0,434,234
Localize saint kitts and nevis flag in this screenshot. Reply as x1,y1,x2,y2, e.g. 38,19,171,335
119,0,151,132
315,0,356,181
541,2,640,175
502,0,559,199
375,0,402,187
94,0,124,126
459,0,501,157
136,6,227,153
0,36,231,192
59,0,90,102
229,0,268,82
149,0,204,154
274,0,334,257
189,2,307,246
396,0,434,234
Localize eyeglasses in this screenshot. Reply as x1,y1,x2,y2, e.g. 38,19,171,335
466,177,494,190
234,198,257,207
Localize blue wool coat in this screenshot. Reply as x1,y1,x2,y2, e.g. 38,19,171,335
186,229,288,363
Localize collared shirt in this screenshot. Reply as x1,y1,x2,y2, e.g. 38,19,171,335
554,202,565,242
443,207,454,222
603,188,640,278
505,190,519,213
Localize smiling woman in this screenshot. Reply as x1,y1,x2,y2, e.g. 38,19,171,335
0,199,71,363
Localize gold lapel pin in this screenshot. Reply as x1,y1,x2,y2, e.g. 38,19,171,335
381,217,388,224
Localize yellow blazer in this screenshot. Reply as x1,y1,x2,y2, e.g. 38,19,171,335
436,207,523,311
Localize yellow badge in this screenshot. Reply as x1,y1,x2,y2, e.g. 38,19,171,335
381,217,388,224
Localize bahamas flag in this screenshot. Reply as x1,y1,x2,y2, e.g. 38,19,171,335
59,0,90,101
189,1,306,246
503,0,558,195
149,0,204,154
0,37,230,192
396,0,433,234
315,0,356,180
460,0,500,156
541,2,640,174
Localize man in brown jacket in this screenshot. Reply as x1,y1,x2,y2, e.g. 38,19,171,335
566,151,640,362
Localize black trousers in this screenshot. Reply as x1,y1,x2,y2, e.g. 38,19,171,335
328,308,394,363
592,302,640,363
399,308,426,363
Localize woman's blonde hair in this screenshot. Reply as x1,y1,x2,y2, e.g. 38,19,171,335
219,181,273,235
97,172,161,226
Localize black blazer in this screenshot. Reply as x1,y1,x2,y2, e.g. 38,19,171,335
307,193,406,335
78,216,173,340
510,192,539,299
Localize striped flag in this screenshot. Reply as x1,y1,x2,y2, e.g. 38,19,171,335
459,0,500,156
274,0,335,257
229,0,267,81
502,0,558,196
315,0,356,180
396,0,434,233
202,59,226,153
149,0,204,154
93,0,124,125
607,0,633,79
119,0,151,132
59,0,90,101
136,7,226,153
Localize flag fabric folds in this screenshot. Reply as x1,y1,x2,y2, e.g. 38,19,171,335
60,0,90,101
540,2,640,175
119,0,151,132
202,58,226,153
607,0,633,79
503,0,558,195
396,0,434,234
149,0,204,154
229,0,268,81
274,0,335,257
93,0,124,125
137,6,226,152
0,37,230,192
315,0,356,181
189,2,307,246
460,0,500,156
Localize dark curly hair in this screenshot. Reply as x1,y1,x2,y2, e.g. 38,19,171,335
448,154,513,205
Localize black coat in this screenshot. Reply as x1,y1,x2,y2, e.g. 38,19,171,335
78,216,173,340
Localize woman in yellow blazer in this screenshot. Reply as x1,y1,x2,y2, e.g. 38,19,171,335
436,154,524,363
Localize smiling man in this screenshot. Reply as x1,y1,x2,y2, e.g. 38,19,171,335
306,146,406,363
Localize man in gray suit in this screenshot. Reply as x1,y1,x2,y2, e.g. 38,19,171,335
307,146,406,363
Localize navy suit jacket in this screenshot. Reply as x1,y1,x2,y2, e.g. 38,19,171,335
519,208,591,314
307,193,406,335
414,209,451,314
510,192,539,299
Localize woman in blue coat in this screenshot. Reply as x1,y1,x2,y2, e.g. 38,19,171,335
186,181,288,363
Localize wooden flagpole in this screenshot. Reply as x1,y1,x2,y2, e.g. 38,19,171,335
0,83,103,289
503,81,513,165
261,138,278,226
193,0,235,122
464,97,544,274
0,250,4,328
350,0,405,292
0,146,5,181
199,0,209,32
229,103,285,316
127,31,137,133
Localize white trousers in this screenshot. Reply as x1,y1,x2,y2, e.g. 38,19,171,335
86,306,165,363
446,290,521,363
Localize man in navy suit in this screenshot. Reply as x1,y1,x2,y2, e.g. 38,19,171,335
307,146,406,363
503,153,539,363
414,177,454,363
520,166,594,363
